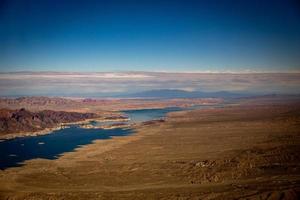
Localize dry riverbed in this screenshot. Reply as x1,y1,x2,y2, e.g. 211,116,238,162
0,100,300,199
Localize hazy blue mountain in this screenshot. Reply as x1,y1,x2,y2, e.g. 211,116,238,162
123,89,251,99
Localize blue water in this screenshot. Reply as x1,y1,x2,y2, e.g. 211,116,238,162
0,127,132,169
0,107,187,170
122,107,183,123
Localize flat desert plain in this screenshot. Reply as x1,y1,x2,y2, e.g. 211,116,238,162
0,97,300,199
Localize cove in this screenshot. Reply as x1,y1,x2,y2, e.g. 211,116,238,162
0,107,185,170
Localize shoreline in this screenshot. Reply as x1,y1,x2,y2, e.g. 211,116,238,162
0,103,223,142
0,116,130,141
0,105,189,141
1,100,299,199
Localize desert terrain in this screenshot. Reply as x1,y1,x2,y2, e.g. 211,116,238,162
0,96,222,113
1,0,300,198
0,96,299,199
0,97,221,140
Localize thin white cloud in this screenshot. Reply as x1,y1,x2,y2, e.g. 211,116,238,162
0,71,300,96
0,73,153,79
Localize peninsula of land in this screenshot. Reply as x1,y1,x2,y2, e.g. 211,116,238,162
0,96,221,140
0,108,128,140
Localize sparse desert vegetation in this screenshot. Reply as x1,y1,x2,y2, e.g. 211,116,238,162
0,96,299,199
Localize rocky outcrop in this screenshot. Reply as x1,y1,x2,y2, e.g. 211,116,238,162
99,123,130,130
0,108,98,135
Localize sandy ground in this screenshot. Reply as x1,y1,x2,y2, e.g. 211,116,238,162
0,100,300,199
0,97,222,113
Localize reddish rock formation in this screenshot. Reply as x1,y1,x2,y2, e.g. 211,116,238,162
0,108,98,135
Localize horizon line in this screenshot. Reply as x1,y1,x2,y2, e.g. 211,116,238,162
1,70,300,74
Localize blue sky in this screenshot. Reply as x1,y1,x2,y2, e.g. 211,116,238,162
0,0,299,72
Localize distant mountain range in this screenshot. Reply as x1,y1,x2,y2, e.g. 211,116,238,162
123,89,251,99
